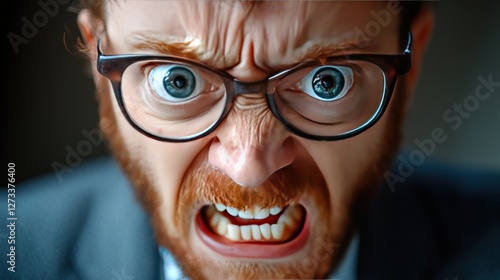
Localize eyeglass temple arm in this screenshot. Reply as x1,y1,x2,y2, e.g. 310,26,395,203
397,31,413,74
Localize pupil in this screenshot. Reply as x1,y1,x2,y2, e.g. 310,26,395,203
173,76,187,89
321,76,334,89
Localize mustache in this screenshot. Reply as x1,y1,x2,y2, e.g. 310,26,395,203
177,159,327,215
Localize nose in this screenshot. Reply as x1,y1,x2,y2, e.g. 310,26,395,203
208,96,296,187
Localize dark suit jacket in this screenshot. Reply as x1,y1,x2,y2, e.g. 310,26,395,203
2,154,499,280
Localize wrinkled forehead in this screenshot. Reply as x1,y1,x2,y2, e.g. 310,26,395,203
103,1,401,69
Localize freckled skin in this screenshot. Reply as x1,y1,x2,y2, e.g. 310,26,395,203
79,0,432,278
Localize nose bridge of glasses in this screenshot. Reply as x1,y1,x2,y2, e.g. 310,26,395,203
233,80,269,96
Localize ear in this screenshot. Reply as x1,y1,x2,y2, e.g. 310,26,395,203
77,9,104,81
77,9,97,47
405,5,435,93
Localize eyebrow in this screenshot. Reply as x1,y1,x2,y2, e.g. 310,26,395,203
296,40,363,63
128,33,206,62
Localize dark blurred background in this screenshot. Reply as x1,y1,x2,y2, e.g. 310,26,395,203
403,1,500,173
4,1,500,184
5,0,104,184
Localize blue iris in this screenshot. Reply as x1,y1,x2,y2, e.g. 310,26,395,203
312,67,345,100
163,67,196,99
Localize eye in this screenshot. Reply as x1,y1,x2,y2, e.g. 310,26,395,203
148,65,205,102
298,66,354,101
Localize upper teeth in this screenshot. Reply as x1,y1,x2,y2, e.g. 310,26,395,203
214,203,282,220
204,204,304,242
215,203,226,212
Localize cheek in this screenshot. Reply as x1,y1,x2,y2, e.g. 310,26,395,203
110,88,210,215
295,111,391,201
147,140,208,197
143,139,208,234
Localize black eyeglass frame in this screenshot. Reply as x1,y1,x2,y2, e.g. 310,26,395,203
97,32,412,142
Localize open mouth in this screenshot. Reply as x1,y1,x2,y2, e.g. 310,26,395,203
195,203,309,258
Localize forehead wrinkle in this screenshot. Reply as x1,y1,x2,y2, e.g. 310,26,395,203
244,1,359,70
108,1,249,69
173,0,249,69
244,1,313,71
242,1,394,70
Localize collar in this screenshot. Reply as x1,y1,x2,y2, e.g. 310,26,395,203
329,233,359,280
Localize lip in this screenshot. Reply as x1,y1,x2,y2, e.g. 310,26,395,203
195,205,310,259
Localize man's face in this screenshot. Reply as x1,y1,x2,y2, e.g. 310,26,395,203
91,1,409,278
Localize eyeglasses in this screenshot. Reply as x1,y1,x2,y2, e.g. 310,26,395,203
97,32,412,142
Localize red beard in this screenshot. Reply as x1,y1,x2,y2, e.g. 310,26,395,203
95,75,406,279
